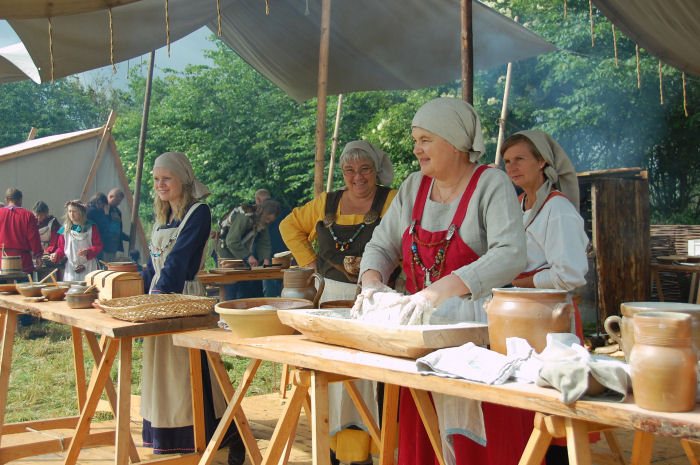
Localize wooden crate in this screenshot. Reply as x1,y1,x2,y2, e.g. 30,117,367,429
577,168,650,325
85,270,144,300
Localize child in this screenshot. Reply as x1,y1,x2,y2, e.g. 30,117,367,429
50,200,103,281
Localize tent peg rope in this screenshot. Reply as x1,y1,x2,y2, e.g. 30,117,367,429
658,59,663,105
216,0,222,36
611,24,618,67
682,72,688,117
165,0,171,57
109,8,116,73
635,44,641,89
265,0,269,15
48,17,55,83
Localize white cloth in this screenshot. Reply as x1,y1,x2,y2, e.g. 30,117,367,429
62,226,99,281
522,195,589,290
339,140,394,186
360,169,526,301
153,151,210,200
320,277,357,304
140,203,226,427
38,217,56,250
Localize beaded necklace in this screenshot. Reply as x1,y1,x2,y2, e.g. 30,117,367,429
409,221,457,289
323,209,379,252
148,231,179,257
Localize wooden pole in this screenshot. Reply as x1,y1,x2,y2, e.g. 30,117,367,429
80,110,117,201
129,51,155,252
460,0,474,104
313,0,331,197
494,16,518,167
325,94,344,193
26,127,37,141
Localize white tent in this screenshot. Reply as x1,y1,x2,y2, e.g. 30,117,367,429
0,114,148,262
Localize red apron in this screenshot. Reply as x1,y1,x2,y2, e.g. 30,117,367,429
515,190,584,342
397,166,538,465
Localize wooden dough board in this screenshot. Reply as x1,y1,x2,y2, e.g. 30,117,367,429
278,308,489,358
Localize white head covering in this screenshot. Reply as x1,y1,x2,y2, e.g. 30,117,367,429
411,97,486,163
153,151,211,200
512,130,580,223
339,140,394,186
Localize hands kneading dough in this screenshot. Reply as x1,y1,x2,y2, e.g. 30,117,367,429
351,285,436,325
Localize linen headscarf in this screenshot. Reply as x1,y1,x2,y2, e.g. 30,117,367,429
411,97,486,163
339,140,394,186
153,151,211,200
513,130,580,226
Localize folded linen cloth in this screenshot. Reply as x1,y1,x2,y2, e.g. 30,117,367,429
536,333,631,403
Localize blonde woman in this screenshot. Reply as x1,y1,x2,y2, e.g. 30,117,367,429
50,200,102,281
140,152,244,463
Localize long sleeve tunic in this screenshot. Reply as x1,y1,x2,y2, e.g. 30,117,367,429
0,206,43,272
54,223,103,261
359,169,526,300
224,211,271,262
141,204,211,294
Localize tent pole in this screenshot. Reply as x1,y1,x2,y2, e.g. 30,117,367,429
314,0,331,197
325,93,344,193
494,16,518,167
81,110,117,201
460,0,474,104
129,50,155,252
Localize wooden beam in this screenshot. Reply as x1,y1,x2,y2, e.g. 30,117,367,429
80,110,117,201
26,127,37,141
325,94,344,193
460,0,474,104
313,0,331,197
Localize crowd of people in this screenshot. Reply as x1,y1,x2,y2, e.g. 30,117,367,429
1,96,590,465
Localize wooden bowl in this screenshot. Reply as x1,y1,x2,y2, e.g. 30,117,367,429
0,283,18,293
41,286,69,301
215,297,313,338
219,259,245,269
272,251,292,268
66,291,99,309
17,284,47,297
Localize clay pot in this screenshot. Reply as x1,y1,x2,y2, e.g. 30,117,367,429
106,262,138,272
484,288,573,354
319,299,355,309
66,290,99,309
605,302,700,361
272,251,292,269
280,267,325,308
41,286,69,301
630,312,697,412
17,283,47,297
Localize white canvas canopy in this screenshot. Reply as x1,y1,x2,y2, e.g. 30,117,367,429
593,0,700,77
0,42,38,83
3,0,555,100
0,119,148,262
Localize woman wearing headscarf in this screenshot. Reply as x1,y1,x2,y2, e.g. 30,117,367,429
140,152,244,463
358,98,528,465
502,131,591,464
280,140,397,464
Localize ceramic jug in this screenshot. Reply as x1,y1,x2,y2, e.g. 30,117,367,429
630,311,697,412
604,302,700,361
280,267,325,308
484,288,573,354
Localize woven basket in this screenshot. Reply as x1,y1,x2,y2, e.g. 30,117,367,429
98,294,216,322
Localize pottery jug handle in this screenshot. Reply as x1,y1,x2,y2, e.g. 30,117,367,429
308,272,325,308
482,296,492,314
552,302,573,328
603,315,623,346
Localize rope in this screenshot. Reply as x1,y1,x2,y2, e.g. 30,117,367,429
216,0,222,37
109,8,116,73
48,17,54,83
635,44,641,89
658,60,664,105
165,0,170,58
682,72,688,117
611,24,618,67
265,0,269,15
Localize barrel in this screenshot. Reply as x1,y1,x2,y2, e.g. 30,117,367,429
1,255,22,274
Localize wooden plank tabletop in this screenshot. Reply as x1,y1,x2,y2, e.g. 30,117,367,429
198,268,284,284
0,294,219,338
172,329,700,440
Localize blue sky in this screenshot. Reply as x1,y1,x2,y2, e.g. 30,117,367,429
0,20,216,88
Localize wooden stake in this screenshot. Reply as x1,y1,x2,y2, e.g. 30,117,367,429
682,72,688,117
658,59,664,105
495,16,518,167
460,0,474,104
26,127,37,141
325,94,344,193
313,0,331,196
612,24,618,67
589,0,594,47
564,0,567,21
635,44,641,89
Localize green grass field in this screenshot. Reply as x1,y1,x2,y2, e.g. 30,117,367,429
6,320,281,423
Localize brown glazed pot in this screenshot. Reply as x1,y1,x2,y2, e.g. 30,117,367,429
106,262,138,272
484,288,573,354
280,267,325,308
605,302,700,361
630,312,697,412
319,299,355,309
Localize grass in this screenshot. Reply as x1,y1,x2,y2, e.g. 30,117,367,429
6,319,281,424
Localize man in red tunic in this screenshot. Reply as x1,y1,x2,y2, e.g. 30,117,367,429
0,188,43,273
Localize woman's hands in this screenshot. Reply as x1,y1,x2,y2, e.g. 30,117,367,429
77,248,89,258
247,255,259,267
49,252,58,263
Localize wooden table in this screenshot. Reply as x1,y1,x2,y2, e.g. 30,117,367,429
198,268,284,301
0,293,219,465
172,329,700,465
651,260,700,304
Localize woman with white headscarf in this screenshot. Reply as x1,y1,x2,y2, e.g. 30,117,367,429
358,98,528,465
280,140,397,465
140,152,244,463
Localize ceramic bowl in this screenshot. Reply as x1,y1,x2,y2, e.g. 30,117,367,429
17,284,47,297
319,299,355,309
215,297,313,338
106,262,138,272
271,251,292,269
66,291,99,309
41,286,69,301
